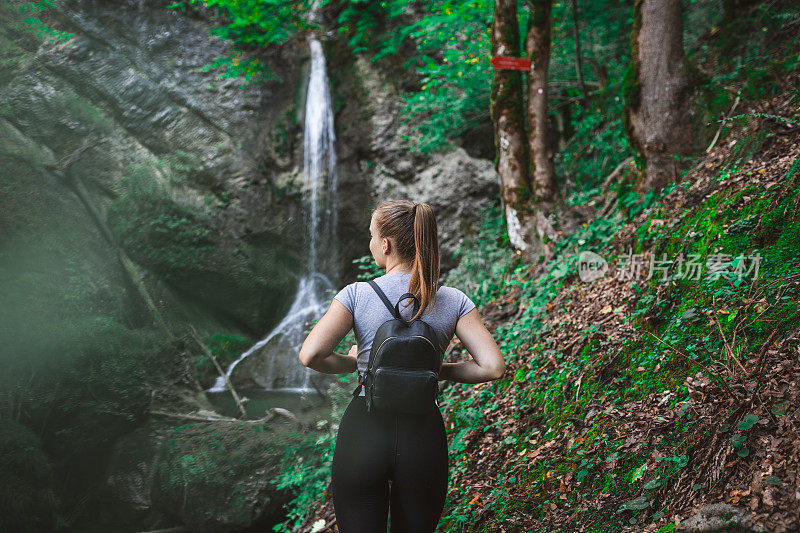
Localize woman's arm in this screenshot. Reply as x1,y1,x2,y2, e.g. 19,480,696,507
439,307,506,383
302,345,358,374
299,299,358,374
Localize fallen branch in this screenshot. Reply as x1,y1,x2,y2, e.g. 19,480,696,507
747,328,780,384
602,156,634,191
705,90,742,154
148,408,295,425
135,527,190,533
188,324,248,419
595,157,634,219
149,409,254,423
711,295,748,377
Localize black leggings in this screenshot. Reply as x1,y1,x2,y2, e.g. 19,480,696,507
331,395,449,532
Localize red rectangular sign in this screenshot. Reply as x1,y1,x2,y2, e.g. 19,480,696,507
490,56,532,71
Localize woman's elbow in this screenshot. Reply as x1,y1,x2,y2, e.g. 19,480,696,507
487,357,506,381
298,349,316,368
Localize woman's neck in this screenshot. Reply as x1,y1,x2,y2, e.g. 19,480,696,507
385,265,412,275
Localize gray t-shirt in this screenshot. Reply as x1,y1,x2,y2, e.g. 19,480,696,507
333,271,476,378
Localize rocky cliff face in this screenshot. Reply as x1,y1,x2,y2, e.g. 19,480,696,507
2,0,313,338
2,0,498,340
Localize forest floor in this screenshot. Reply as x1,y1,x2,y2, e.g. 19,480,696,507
436,73,800,532
298,73,800,532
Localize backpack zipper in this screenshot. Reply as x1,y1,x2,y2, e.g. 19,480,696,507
375,335,397,353
412,335,437,350
375,335,436,352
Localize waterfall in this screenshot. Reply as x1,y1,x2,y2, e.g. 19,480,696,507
208,29,339,393
303,36,339,276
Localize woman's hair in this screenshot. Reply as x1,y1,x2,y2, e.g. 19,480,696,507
373,199,439,321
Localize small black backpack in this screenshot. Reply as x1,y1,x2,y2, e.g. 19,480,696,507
353,280,444,415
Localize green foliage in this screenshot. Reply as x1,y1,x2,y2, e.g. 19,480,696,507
328,0,414,55
1,0,73,51
155,417,295,529
736,413,759,430
22,317,166,456
325,0,495,154
107,162,216,280
327,0,635,156
557,89,632,193
270,372,358,532
193,333,251,388
693,2,800,120
443,201,517,308
167,0,314,85
352,254,384,281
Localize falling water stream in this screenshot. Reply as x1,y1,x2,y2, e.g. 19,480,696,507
208,29,339,394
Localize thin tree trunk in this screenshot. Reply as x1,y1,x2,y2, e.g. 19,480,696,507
525,0,559,204
570,0,587,98
591,60,609,88
521,0,573,267
490,0,533,251
623,0,694,192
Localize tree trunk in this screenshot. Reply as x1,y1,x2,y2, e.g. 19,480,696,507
570,0,587,98
525,0,559,204
490,0,534,251
591,60,609,88
520,0,576,267
623,0,694,193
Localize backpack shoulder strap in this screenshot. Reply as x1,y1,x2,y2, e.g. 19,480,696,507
367,280,398,319
368,279,445,320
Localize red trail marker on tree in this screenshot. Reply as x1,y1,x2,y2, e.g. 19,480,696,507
490,56,532,71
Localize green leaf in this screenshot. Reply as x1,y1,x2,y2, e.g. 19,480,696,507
764,475,782,486
737,447,750,457
656,454,688,468
617,495,650,512
644,478,664,490
737,414,759,430
731,435,746,448
771,403,788,416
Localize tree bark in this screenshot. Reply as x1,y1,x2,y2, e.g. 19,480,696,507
525,0,559,204
490,0,534,252
520,0,575,266
591,60,609,88
623,0,694,193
